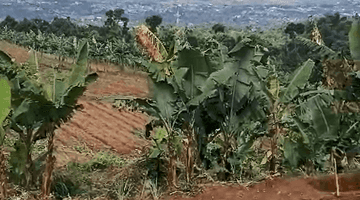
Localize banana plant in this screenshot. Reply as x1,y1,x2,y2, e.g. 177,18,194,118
148,30,272,175
257,59,316,171
0,40,98,191
134,23,191,189
271,19,360,172
135,24,286,179
278,18,360,171
265,57,357,172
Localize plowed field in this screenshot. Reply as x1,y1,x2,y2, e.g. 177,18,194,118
53,67,153,169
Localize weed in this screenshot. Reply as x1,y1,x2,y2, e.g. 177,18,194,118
51,172,87,199
114,178,133,200
66,150,126,173
132,128,145,139
148,178,161,200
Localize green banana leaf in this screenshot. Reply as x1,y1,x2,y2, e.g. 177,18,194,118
280,59,314,103
0,75,11,145
309,97,340,140
349,17,360,61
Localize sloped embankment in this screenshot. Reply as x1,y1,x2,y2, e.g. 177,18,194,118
53,67,153,169
0,39,154,170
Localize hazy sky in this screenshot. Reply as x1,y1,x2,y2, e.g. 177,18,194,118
163,0,352,6
210,0,299,5
160,0,301,8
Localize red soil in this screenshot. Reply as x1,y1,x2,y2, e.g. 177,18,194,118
53,64,153,169
0,40,30,64
53,99,151,169
166,173,360,200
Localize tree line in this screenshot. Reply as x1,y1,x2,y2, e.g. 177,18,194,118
0,9,165,44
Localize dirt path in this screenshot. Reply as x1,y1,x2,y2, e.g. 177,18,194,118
166,172,360,200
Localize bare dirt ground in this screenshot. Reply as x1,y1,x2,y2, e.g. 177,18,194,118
2,39,360,200
165,172,360,200
53,65,153,170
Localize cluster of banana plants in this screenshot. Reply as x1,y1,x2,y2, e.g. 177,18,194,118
0,40,98,199
89,36,144,66
0,26,78,61
0,25,146,67
134,16,360,188
134,22,275,186
262,16,360,174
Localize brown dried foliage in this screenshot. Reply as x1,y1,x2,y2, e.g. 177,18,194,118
0,147,8,199
321,58,360,114
322,58,354,90
167,154,178,190
310,25,324,46
135,25,164,62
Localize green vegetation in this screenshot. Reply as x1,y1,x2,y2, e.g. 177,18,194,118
0,11,143,67
2,11,360,199
0,36,98,198
134,11,360,189
145,15,163,33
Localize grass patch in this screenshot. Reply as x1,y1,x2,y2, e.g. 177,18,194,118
66,150,127,173
72,140,95,157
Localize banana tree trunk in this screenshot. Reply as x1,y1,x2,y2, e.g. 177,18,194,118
0,147,8,199
268,102,281,173
182,122,194,183
166,129,178,190
22,128,34,190
167,154,178,190
185,133,193,183
41,124,56,200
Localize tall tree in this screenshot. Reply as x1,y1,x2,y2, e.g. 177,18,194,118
105,8,130,39
105,8,128,28
145,15,163,33
0,15,18,29
212,23,225,34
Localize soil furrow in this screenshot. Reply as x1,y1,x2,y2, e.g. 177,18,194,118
56,121,106,150
63,119,129,153
76,109,135,135
82,101,147,131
